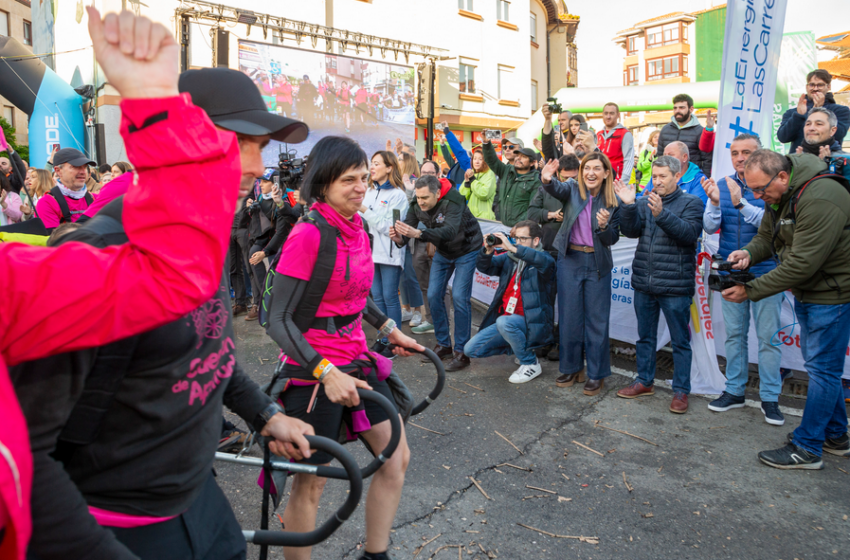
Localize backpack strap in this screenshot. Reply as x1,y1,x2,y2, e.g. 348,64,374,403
773,172,850,254
292,210,342,333
49,186,73,224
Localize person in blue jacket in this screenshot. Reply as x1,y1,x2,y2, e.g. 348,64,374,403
438,121,471,189
464,220,556,384
640,141,708,204
777,70,850,154
700,133,786,426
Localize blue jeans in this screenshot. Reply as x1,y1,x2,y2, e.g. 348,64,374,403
464,314,536,365
372,264,402,343
720,293,783,401
428,249,478,352
400,245,424,308
557,251,612,380
791,301,850,457
634,290,692,394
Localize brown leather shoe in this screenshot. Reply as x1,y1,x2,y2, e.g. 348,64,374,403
422,344,454,363
232,304,248,317
555,369,586,388
245,305,259,321
617,381,655,399
445,351,471,372
670,391,689,414
583,378,604,396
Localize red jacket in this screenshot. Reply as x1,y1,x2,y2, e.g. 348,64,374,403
597,127,628,179
0,94,239,560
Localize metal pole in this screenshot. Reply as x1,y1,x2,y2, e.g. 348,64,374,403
426,60,435,161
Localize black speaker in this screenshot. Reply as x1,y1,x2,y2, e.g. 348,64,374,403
213,28,229,68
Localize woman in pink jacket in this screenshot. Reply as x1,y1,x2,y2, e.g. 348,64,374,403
0,9,284,560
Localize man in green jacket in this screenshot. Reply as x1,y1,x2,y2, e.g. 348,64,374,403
482,140,542,227
722,150,850,470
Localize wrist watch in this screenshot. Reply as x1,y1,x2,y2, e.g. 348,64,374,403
253,402,284,433
734,201,745,210
378,318,397,338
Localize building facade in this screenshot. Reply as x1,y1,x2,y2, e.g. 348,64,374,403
0,0,32,146
614,12,696,88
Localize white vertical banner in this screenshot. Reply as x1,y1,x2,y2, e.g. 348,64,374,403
711,0,789,179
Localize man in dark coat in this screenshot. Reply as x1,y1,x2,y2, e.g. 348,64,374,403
614,155,704,414
656,93,712,177
464,220,555,384
777,70,850,154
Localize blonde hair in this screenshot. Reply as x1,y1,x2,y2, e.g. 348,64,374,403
578,152,618,208
647,130,660,147
401,152,420,178
30,168,54,198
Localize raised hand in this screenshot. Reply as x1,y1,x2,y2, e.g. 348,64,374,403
596,208,610,230
726,176,742,206
87,7,179,99
705,110,716,129
819,145,831,160
613,179,635,205
464,168,475,182
386,139,392,151
795,146,804,155
701,177,720,206
647,192,663,217
796,94,808,116
811,91,825,108
540,158,560,184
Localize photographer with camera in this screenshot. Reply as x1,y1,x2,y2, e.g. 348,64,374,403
463,221,555,384
391,175,483,371
482,134,542,228
722,150,850,470
614,156,704,413
540,99,572,161
700,134,785,425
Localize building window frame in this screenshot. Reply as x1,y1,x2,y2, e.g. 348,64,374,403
0,10,9,37
497,64,515,101
2,106,14,129
624,65,638,86
23,20,32,46
459,61,476,94
497,0,510,22
458,0,473,10
529,12,537,43
646,54,687,81
645,21,685,48
530,80,538,112
627,35,637,55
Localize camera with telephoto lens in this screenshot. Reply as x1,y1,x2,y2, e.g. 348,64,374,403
278,151,308,188
708,253,755,291
546,97,563,114
486,233,515,247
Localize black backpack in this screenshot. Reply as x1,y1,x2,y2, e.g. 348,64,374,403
49,186,94,225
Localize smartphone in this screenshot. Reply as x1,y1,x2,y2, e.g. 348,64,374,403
434,122,445,132
579,123,589,132
393,209,401,224
52,143,61,151
484,129,502,141
287,190,298,207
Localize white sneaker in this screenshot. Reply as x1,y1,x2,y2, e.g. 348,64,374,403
509,361,542,384
401,309,414,322
409,311,423,327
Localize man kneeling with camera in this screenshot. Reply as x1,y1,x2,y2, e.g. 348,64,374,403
463,221,556,384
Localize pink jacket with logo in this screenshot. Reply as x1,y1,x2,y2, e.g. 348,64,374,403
0,94,239,560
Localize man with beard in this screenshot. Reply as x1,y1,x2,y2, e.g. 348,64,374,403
778,70,850,154
483,139,542,228
656,93,712,177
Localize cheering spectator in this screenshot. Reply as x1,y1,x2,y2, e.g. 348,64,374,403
636,130,659,191
777,70,850,153
540,103,573,161
614,156,704,414
566,114,587,150
483,137,541,227
527,154,579,251
656,94,712,177
596,103,634,181
0,174,23,225
36,148,97,230
500,136,524,164
701,134,785,425
642,141,708,204
796,108,844,159
391,175,484,371
464,221,555,384
460,148,497,220
541,153,621,395
721,150,850,469
362,151,409,357
440,123,471,189
111,161,132,178
19,168,53,220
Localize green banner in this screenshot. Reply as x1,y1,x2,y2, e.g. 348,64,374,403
772,32,816,152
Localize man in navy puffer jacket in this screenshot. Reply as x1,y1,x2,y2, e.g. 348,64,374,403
700,134,786,426
614,155,704,414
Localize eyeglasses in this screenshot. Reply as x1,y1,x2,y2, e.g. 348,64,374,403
514,236,533,243
806,82,828,90
421,170,438,176
749,172,780,194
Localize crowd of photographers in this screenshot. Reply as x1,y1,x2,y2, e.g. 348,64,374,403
2,12,850,558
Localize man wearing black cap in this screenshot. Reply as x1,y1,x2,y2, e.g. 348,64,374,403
18,62,313,560
482,139,543,228
36,147,97,230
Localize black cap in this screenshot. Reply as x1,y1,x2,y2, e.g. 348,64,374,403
517,148,538,160
178,68,309,144
52,148,96,167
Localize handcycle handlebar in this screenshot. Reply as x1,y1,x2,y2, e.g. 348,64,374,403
409,347,446,416
356,388,401,479
243,435,363,547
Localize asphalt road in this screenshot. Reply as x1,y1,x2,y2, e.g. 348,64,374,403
220,313,850,560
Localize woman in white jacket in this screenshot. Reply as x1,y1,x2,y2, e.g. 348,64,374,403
360,150,409,356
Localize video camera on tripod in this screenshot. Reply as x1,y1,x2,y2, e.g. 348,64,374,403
278,148,308,189
707,253,755,291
